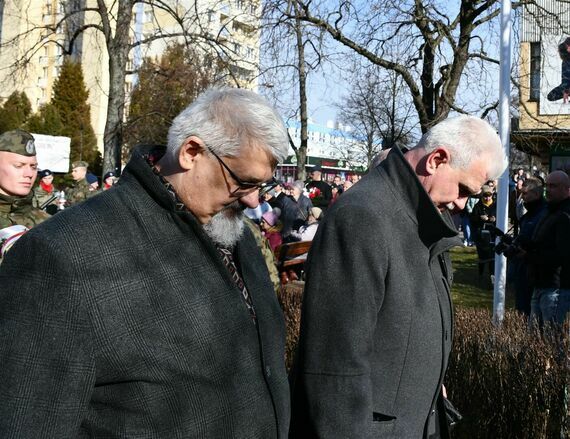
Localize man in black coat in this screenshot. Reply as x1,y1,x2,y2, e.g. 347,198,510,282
0,88,291,437
289,115,506,438
508,177,547,315
305,164,332,210
526,170,570,326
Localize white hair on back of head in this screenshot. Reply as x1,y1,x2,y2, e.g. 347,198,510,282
415,115,507,179
167,87,288,163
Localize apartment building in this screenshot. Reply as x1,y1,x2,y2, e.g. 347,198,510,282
0,0,260,151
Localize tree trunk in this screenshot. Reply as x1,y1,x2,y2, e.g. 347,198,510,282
102,0,133,177
294,3,308,182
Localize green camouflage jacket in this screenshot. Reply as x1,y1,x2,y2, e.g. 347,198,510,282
0,192,50,229
33,186,58,210
244,218,281,295
66,179,97,206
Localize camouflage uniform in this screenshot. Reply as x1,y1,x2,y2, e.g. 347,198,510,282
244,217,281,295
0,192,50,229
0,130,50,262
33,186,58,210
33,169,58,211
66,179,96,206
66,160,97,206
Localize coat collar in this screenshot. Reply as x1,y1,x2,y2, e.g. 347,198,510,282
121,144,181,212
376,147,460,248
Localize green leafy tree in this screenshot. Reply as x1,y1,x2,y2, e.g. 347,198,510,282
124,44,221,159
0,91,32,133
26,103,64,135
51,59,101,173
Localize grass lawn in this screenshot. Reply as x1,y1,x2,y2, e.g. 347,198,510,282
450,246,515,310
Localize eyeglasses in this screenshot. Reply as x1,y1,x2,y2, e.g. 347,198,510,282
208,147,277,196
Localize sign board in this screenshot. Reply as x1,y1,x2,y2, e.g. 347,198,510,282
31,133,71,173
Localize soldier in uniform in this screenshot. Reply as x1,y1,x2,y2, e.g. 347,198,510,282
0,129,50,261
33,169,58,213
66,160,95,206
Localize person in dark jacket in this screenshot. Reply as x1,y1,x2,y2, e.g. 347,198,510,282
305,164,332,211
289,115,506,439
508,177,548,316
470,185,497,277
0,88,291,437
526,171,570,327
281,180,312,239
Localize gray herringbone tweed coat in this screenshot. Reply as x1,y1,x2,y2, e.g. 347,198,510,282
0,145,290,438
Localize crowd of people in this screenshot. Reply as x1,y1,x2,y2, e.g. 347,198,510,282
0,87,568,438
452,162,570,325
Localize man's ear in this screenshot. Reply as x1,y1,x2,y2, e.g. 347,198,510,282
178,136,204,170
425,147,450,175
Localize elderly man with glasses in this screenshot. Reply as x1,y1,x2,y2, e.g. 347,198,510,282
0,88,290,437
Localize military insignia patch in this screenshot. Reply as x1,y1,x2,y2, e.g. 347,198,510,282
25,139,36,155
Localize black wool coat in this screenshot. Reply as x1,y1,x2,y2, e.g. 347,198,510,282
289,147,461,438
0,145,290,438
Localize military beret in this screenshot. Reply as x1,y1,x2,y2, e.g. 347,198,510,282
38,169,53,178
103,171,115,180
72,160,89,169
0,129,36,156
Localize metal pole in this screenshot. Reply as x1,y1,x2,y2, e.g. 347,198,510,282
493,0,512,325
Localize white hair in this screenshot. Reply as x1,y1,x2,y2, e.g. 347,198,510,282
167,87,288,163
414,115,507,179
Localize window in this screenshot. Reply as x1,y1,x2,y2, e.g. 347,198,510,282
233,42,241,55
43,66,48,78
530,42,541,102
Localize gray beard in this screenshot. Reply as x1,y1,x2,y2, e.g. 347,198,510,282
203,201,245,249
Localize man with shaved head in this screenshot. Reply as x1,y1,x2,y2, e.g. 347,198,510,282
526,170,570,327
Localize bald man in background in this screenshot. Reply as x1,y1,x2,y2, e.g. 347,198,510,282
526,170,570,327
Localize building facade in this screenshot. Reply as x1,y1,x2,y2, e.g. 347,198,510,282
0,0,260,152
277,120,381,182
515,0,570,171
